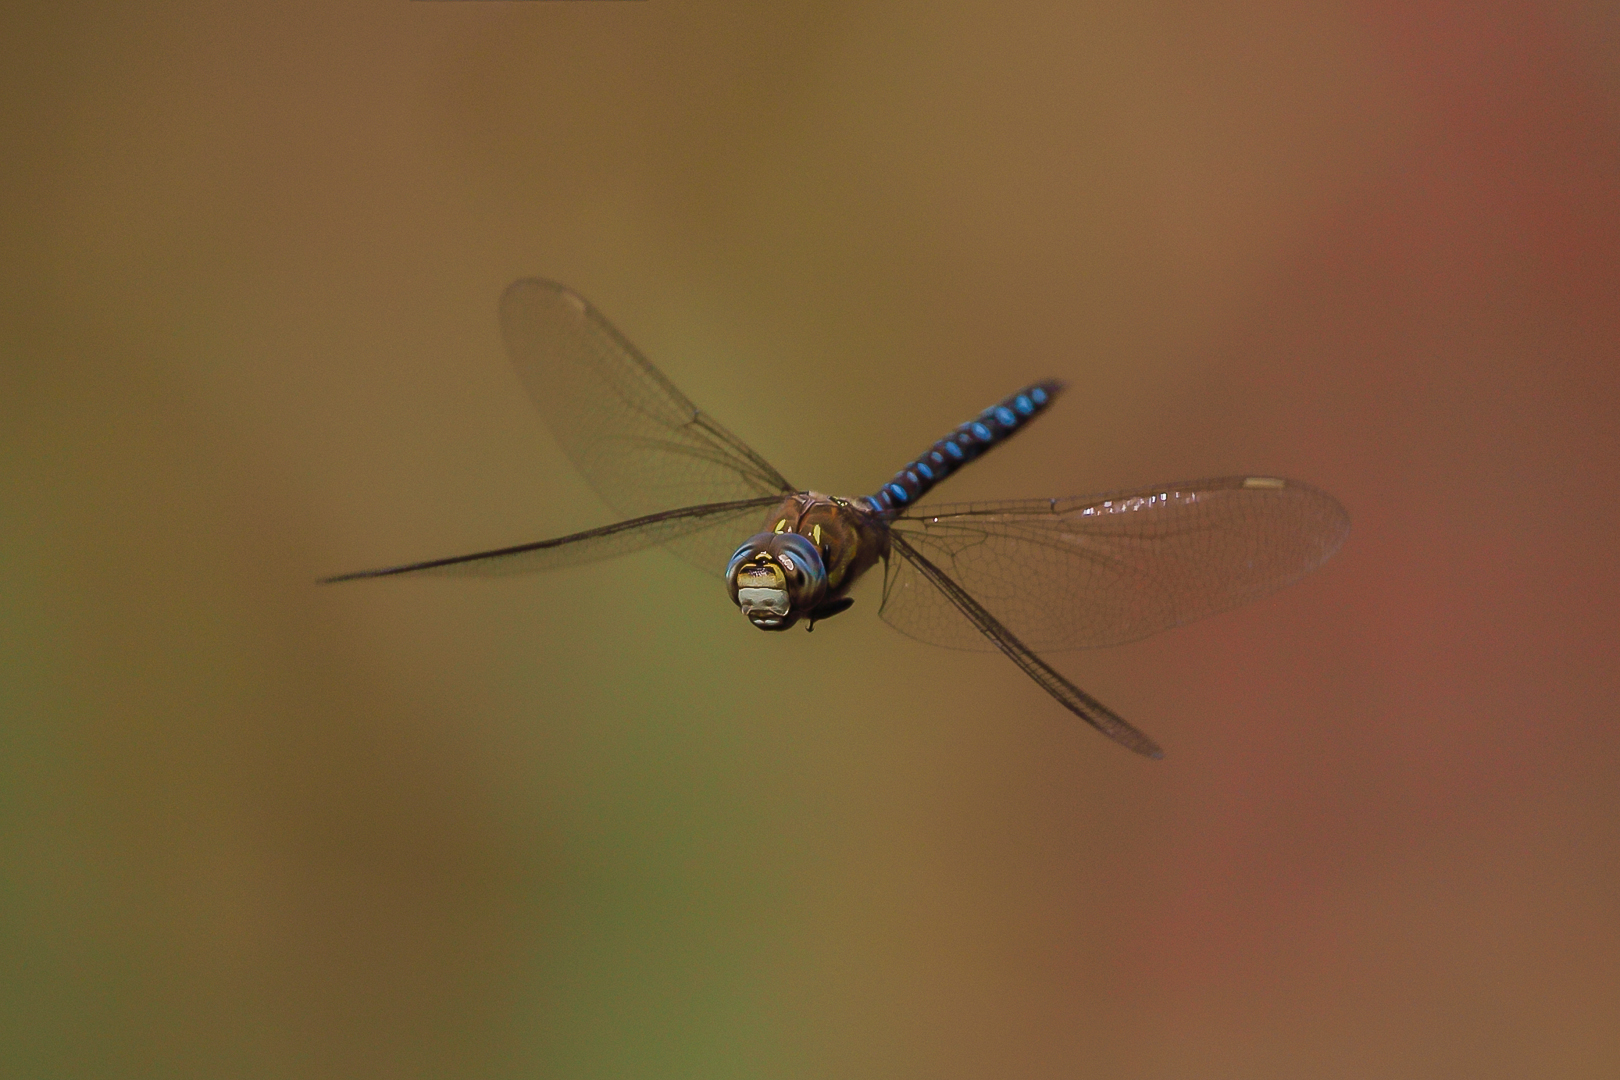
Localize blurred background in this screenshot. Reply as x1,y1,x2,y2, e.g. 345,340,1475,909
3,2,1618,1077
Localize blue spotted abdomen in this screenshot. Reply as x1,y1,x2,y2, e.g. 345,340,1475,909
864,380,1065,513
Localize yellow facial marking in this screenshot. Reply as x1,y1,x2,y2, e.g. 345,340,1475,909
737,562,785,589
774,518,788,533
812,524,822,547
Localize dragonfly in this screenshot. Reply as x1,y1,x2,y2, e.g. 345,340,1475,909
324,279,1350,758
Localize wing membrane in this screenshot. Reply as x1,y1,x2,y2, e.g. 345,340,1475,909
500,279,794,573
883,476,1349,652
321,497,779,583
889,533,1163,758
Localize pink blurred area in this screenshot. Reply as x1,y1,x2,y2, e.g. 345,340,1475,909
1118,4,1620,1070
3,2,1617,1078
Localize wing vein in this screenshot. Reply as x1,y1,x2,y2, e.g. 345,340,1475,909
321,496,782,583
888,532,1164,758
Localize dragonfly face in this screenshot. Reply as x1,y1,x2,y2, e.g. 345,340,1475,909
726,532,828,630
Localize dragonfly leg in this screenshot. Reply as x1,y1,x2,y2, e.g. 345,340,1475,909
805,596,856,631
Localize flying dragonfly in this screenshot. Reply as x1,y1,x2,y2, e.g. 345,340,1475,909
323,280,1349,758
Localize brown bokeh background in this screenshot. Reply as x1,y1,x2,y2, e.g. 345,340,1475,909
4,3,1618,1078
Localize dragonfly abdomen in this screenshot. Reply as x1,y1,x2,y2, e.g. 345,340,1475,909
865,380,1064,513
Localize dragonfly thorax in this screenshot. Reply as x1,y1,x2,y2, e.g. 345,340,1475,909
726,532,828,630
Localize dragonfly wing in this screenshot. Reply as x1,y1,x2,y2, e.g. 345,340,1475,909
882,476,1349,652
889,533,1164,758
500,279,794,574
322,497,781,583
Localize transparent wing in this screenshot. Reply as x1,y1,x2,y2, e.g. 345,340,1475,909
882,476,1349,652
321,497,780,583
500,278,795,574
890,532,1164,758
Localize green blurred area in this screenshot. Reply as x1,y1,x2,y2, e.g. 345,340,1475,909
4,3,1619,1078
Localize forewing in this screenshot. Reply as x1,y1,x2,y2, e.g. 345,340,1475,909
882,476,1349,651
322,498,779,583
500,279,793,573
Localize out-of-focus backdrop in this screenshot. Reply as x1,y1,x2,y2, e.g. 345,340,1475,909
4,3,1618,1078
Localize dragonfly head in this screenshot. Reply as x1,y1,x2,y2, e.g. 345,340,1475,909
726,532,828,631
